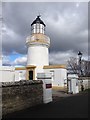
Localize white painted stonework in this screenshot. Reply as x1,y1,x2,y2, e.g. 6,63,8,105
27,45,49,66
67,74,79,94
44,68,67,87
0,66,15,82
37,73,52,103
0,66,26,82
15,70,26,81
0,56,2,66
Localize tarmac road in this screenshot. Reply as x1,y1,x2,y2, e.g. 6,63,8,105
2,89,88,119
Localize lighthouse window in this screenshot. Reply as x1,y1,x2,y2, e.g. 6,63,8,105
36,23,40,29
36,29,39,33
31,25,35,30
34,24,36,28
35,23,40,33
31,23,45,34
31,25,35,33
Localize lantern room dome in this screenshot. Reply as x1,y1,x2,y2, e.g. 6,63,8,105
31,15,46,26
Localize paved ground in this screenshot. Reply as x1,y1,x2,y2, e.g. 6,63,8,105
2,88,89,119
52,87,73,101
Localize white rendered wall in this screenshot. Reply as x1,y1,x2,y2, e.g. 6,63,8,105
0,66,15,82
27,45,49,79
67,74,79,94
35,66,44,79
68,79,79,94
44,68,67,87
0,57,2,66
0,57,2,82
27,45,49,66
37,73,52,103
15,70,26,81
0,66,26,82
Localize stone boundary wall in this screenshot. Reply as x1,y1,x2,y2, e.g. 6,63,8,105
2,80,43,116
78,77,90,91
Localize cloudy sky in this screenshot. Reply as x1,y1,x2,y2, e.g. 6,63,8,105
2,2,88,66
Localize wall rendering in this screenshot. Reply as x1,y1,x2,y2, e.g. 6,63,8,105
44,67,67,87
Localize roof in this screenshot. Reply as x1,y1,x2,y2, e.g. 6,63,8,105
15,65,36,70
26,65,36,69
15,67,26,70
31,15,46,26
43,65,66,69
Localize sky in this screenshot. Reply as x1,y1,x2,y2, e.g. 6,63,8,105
2,1,88,66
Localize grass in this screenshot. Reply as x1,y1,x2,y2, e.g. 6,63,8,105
79,88,90,94
84,88,90,92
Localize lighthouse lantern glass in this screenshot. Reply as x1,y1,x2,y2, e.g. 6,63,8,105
31,24,45,34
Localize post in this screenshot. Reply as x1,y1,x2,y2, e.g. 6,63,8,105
78,51,83,77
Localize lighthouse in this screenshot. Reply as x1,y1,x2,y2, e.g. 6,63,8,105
26,15,50,79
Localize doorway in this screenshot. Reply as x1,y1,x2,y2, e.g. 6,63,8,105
29,70,33,80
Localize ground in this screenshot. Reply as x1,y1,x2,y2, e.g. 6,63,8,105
2,87,89,119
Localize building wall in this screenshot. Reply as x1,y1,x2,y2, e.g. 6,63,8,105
35,66,44,80
0,56,2,66
27,45,49,66
15,70,26,81
44,68,67,87
27,45,49,79
78,78,90,91
0,67,27,82
0,66,15,82
2,80,43,116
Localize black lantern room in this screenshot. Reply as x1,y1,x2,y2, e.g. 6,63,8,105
31,15,46,34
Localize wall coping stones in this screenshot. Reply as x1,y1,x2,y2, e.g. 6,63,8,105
1,80,43,87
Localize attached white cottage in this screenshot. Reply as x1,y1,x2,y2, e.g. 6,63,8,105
43,65,67,87
0,66,15,82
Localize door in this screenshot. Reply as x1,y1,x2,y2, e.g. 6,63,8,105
29,71,33,80
50,70,54,86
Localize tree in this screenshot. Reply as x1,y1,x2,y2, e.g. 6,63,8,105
67,57,78,74
81,60,90,77
67,57,90,77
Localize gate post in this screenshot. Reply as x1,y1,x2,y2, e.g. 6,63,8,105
37,73,52,103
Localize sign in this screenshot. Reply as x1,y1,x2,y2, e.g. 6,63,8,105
46,84,52,89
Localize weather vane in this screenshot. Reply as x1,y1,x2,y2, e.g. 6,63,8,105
37,12,41,18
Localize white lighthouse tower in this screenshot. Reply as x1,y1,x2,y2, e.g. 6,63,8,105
26,15,50,79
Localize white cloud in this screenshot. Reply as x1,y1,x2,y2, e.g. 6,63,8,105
45,9,83,37
78,29,88,38
2,24,15,37
2,23,26,55
2,24,20,43
12,55,27,66
49,50,76,64
2,55,11,65
76,3,80,8
2,54,27,66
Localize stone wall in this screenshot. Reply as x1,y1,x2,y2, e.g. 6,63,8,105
78,77,90,91
2,80,43,116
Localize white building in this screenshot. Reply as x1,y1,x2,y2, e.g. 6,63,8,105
44,65,67,87
1,16,67,87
